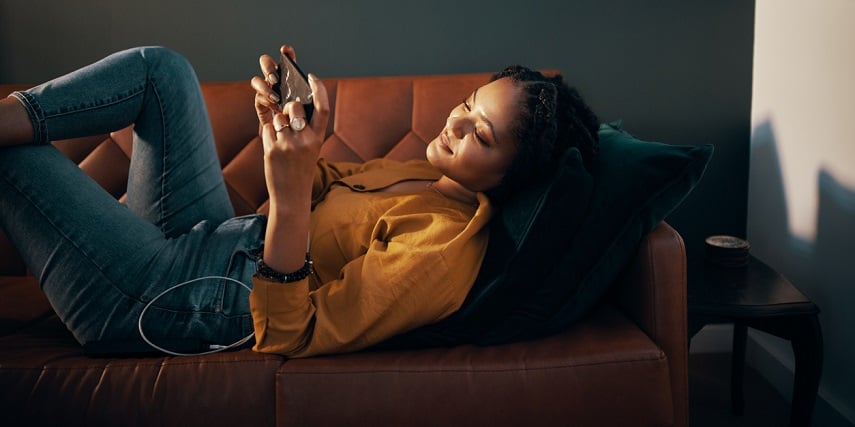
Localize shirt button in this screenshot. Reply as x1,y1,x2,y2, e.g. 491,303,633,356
353,184,366,190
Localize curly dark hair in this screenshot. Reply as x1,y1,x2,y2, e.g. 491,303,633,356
484,65,599,204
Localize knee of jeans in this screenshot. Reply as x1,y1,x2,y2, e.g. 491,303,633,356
137,46,196,80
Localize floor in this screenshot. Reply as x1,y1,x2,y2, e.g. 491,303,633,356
690,352,791,426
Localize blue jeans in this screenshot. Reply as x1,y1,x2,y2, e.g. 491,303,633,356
0,47,265,353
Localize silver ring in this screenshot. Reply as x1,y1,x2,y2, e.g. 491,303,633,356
290,117,307,132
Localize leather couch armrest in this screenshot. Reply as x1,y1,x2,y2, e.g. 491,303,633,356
611,221,689,427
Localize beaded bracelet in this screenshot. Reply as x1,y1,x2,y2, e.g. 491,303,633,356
255,252,313,283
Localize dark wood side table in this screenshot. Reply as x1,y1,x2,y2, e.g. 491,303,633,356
687,255,823,427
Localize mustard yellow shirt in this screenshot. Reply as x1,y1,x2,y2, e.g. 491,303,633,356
250,158,493,357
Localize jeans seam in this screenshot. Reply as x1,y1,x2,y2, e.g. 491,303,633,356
38,88,146,119
17,85,148,144
146,74,169,231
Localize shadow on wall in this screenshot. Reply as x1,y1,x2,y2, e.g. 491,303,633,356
747,119,791,257
748,118,855,424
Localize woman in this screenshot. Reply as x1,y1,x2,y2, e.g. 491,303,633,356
0,45,598,358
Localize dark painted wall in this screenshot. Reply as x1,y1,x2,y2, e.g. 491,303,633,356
0,0,754,260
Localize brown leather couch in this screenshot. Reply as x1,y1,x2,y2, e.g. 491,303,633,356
0,73,688,427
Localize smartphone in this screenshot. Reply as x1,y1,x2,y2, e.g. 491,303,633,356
272,53,314,122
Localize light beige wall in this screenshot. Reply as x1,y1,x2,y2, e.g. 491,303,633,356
749,0,855,424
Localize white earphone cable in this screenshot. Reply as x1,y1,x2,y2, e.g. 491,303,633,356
137,276,254,357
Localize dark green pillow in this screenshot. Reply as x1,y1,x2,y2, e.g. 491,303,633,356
477,122,713,344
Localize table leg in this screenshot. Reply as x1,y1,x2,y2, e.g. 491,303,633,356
731,322,747,415
789,315,823,427
748,315,823,427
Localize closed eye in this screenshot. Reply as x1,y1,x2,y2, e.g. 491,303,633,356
463,96,489,146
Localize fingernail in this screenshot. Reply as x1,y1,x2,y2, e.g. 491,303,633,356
268,72,279,84
269,93,281,103
295,96,301,103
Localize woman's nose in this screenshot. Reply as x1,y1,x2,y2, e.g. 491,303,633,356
447,115,469,138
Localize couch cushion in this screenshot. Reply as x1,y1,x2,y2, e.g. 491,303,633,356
275,306,673,427
0,315,284,427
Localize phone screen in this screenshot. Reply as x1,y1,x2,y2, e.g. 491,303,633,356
273,54,314,121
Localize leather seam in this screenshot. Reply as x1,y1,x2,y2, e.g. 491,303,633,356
279,354,669,376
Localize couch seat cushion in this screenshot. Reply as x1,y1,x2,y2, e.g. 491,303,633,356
275,306,674,427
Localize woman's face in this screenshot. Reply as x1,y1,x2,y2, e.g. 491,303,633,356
426,77,522,193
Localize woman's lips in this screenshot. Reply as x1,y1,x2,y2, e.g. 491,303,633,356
439,133,454,154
